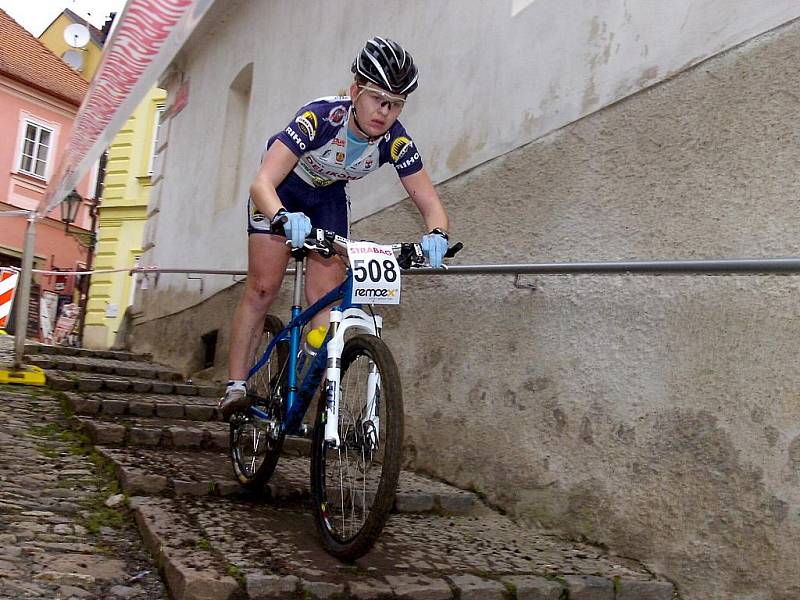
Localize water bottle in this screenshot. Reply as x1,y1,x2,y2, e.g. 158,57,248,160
305,325,328,355
297,325,328,383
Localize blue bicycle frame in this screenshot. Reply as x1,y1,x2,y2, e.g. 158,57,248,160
246,257,359,436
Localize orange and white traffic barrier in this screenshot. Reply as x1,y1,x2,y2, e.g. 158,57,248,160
0,268,20,331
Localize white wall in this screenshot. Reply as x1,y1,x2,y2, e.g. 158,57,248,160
139,0,800,319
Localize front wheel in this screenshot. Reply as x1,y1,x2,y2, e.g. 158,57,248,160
230,315,288,489
310,334,403,561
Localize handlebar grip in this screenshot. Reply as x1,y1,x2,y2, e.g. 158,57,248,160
444,242,463,258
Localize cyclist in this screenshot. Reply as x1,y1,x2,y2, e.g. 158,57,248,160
220,37,450,419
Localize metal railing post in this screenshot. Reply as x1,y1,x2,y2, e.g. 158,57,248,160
14,213,37,369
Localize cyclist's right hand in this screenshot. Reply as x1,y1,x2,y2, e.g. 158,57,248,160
272,209,311,248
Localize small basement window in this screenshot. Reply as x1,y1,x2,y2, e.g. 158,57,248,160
201,330,218,369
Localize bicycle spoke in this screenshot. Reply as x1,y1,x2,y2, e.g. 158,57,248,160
230,315,288,488
312,336,402,559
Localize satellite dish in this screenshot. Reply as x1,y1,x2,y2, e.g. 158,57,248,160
64,23,90,48
62,50,84,71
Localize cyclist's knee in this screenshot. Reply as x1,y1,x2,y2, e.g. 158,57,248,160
244,277,280,306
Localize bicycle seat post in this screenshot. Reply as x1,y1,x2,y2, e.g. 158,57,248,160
291,254,305,312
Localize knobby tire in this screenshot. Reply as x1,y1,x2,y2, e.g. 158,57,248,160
230,314,289,489
310,334,403,561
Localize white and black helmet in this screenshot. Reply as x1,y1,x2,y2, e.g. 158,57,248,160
351,37,419,95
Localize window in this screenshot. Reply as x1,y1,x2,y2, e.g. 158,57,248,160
148,106,165,175
19,121,53,178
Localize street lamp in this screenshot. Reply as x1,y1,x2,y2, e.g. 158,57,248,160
60,190,99,347
61,189,96,248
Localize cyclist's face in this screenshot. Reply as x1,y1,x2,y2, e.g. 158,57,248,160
350,82,406,137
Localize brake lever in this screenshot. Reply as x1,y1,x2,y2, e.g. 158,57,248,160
398,243,426,269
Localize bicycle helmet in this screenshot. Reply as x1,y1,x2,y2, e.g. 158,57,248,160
351,37,419,95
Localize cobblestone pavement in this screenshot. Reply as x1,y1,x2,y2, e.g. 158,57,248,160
0,388,167,599
0,337,680,599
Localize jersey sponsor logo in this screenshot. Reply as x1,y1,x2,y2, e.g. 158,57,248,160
299,161,336,186
250,206,266,222
390,136,413,162
332,137,345,147
303,155,356,180
285,126,307,151
312,95,350,103
325,105,347,126
336,152,345,164
398,152,420,170
295,111,318,141
365,159,373,169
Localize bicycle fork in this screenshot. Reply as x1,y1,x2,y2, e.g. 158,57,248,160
323,312,344,447
322,308,382,448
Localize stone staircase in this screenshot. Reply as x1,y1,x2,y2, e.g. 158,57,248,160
31,342,678,600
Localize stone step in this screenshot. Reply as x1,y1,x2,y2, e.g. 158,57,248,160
69,414,312,456
47,372,221,395
127,494,674,600
24,342,151,362
97,445,486,516
72,414,230,450
61,391,222,420
30,353,182,380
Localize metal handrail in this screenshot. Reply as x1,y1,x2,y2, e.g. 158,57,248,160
130,257,800,277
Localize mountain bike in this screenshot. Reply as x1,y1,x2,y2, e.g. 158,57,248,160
228,226,461,560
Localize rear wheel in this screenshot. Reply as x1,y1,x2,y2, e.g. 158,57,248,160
310,334,403,560
230,315,289,489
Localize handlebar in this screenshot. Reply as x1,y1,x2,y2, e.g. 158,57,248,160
272,218,462,269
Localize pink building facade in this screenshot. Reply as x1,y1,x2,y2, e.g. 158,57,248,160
0,9,95,305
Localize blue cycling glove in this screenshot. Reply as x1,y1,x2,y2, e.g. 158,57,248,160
421,229,449,268
273,210,311,248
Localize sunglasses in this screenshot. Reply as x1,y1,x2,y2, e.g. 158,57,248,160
358,85,406,111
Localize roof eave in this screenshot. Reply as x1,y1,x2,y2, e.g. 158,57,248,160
0,70,83,108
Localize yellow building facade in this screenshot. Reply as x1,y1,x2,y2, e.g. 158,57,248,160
39,10,164,348
83,91,165,349
37,11,104,80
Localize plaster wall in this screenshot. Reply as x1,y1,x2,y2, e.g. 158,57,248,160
355,20,800,599
132,17,800,599
137,0,800,319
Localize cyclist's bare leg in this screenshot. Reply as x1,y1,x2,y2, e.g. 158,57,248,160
305,252,346,331
228,234,290,381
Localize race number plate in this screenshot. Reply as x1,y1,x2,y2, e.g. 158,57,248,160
347,241,401,305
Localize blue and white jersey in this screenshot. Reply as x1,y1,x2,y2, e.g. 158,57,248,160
270,96,424,188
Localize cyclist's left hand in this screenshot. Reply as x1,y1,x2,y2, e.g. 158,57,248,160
421,230,448,268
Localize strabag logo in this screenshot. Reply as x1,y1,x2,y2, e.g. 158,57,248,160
390,136,413,162
295,111,318,140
